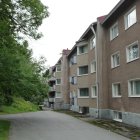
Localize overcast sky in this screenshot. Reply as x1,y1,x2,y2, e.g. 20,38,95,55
29,0,120,67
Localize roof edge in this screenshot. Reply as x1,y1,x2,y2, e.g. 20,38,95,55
102,0,125,25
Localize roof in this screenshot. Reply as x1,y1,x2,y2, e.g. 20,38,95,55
62,49,71,55
67,22,97,58
102,0,134,26
97,15,107,24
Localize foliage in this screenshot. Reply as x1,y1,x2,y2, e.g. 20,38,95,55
0,97,38,114
0,0,49,40
0,120,10,140
0,0,50,106
0,42,49,105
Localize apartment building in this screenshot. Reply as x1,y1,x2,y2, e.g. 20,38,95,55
48,66,56,108
48,0,140,127
98,0,140,127
68,23,98,115
48,49,70,109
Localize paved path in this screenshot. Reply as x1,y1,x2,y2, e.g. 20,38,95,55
0,111,129,140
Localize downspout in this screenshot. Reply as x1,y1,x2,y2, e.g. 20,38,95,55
90,25,99,119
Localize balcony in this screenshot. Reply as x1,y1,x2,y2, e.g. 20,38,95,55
50,85,56,92
49,77,56,82
48,98,55,102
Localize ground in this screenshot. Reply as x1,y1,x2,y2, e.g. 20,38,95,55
0,111,129,140
54,109,140,140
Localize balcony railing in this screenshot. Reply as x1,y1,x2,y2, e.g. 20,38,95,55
49,77,56,82
49,98,55,102
50,85,56,91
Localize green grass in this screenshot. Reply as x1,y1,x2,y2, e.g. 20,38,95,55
0,120,10,140
0,97,39,114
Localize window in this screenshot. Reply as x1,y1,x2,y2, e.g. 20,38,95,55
112,83,121,97
114,111,122,122
90,37,96,49
56,65,61,72
91,60,96,73
56,79,61,85
126,41,139,62
111,52,120,68
110,22,119,40
124,7,136,29
69,76,77,85
78,45,88,54
70,55,77,65
91,86,97,97
55,92,61,98
78,65,88,75
78,88,89,97
128,79,140,97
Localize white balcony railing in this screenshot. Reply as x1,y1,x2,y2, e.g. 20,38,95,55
49,98,55,102
50,86,56,91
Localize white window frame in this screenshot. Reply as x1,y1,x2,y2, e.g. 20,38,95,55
77,45,88,55
112,82,121,98
113,111,122,122
90,37,96,49
126,41,139,63
55,92,62,98
78,65,88,76
56,79,61,85
91,60,96,73
91,85,97,98
78,88,89,98
128,79,140,97
110,22,119,41
111,51,120,68
124,6,137,30
56,65,61,72
69,76,77,85
70,55,77,65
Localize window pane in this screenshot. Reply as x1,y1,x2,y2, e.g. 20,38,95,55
135,81,140,95
110,23,118,40
128,44,139,61
80,88,89,96
91,37,96,48
56,92,61,98
92,86,97,96
56,79,61,84
113,83,121,96
91,61,96,73
79,66,88,75
57,65,61,71
127,9,136,28
112,53,120,68
79,45,87,54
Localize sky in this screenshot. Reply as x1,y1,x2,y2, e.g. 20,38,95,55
29,0,120,67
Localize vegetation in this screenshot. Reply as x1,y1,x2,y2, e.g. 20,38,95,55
0,97,39,114
0,120,10,140
0,0,50,107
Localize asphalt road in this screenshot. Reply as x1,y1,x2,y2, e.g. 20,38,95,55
0,111,129,140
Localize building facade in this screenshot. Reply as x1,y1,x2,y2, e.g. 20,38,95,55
48,0,140,127
99,0,140,127
48,49,70,109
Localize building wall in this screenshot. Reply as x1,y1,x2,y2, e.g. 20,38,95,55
105,0,140,114
97,0,140,127
51,0,140,127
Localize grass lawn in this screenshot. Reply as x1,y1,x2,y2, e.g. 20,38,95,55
0,120,10,140
0,97,39,115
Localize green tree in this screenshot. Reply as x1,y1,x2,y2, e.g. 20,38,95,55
0,0,49,41
0,0,49,106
